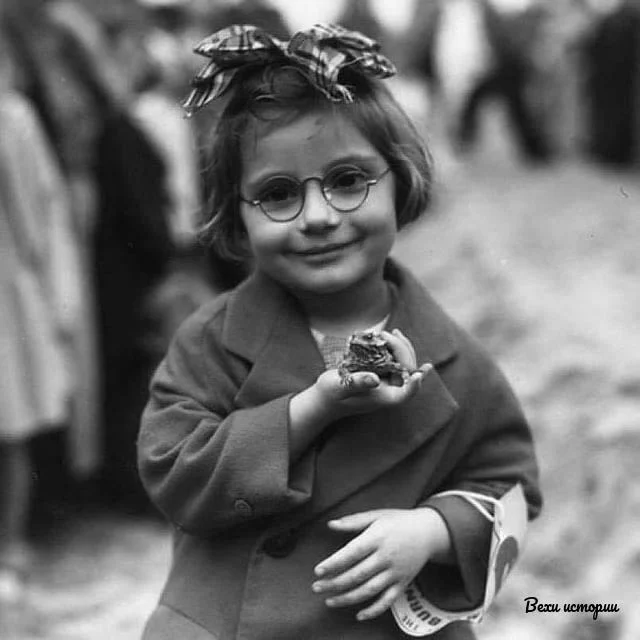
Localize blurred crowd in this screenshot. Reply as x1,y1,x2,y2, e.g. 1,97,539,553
403,0,640,166
1,0,640,604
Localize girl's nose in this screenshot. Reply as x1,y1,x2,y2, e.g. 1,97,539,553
298,182,340,231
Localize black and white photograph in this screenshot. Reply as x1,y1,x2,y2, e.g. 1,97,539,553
0,0,638,638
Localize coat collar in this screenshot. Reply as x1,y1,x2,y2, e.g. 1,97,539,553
222,258,458,369
221,259,460,523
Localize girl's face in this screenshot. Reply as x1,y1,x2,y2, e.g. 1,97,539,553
239,108,397,297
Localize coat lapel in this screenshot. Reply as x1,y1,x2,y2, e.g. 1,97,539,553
223,270,326,406
221,260,460,520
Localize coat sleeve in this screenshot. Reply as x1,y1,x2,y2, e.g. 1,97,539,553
137,305,315,535
416,332,542,611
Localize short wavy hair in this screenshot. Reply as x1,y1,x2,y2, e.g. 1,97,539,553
198,62,433,262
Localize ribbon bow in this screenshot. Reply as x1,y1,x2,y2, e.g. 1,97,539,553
183,23,397,115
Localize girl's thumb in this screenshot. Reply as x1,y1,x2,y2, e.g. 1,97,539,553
327,510,384,531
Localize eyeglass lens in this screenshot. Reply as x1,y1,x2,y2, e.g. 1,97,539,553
257,167,373,220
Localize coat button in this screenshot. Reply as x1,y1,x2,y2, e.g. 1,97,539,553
262,529,298,558
234,499,253,517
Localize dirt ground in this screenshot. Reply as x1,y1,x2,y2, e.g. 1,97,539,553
1,97,639,640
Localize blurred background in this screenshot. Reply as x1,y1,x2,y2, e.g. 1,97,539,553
0,0,639,638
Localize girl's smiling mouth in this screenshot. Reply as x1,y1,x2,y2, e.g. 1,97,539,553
294,239,360,258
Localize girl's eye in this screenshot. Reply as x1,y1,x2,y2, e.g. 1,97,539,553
258,180,299,205
327,169,368,193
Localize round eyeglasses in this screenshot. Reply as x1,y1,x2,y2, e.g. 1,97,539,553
239,165,391,222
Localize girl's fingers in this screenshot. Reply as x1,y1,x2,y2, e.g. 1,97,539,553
345,365,430,403
312,551,386,595
392,328,416,363
395,328,416,359
323,570,394,608
402,368,426,397
408,363,433,390
356,582,405,621
315,535,376,578
327,510,387,531
343,371,381,392
419,362,433,375
380,330,415,368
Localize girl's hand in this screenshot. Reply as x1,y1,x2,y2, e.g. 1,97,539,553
316,329,432,418
312,508,452,621
288,330,430,459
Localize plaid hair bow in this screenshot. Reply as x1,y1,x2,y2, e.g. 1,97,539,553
183,23,396,115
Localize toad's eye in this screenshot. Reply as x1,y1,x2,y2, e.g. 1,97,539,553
326,168,368,195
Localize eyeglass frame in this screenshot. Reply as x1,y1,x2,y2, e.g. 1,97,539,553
238,166,392,222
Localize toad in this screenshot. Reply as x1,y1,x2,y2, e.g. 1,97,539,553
337,331,412,387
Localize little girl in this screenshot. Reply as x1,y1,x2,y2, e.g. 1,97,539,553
137,24,542,640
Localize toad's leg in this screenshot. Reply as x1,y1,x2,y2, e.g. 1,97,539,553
338,363,355,387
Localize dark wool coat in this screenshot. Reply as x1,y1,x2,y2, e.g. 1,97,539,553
137,259,542,640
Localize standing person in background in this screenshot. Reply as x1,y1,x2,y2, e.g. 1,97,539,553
580,0,640,166
407,0,552,163
134,1,218,357
5,0,105,491
406,0,494,157
5,0,173,512
0,26,81,603
456,0,553,162
88,20,176,510
523,0,595,158
137,23,542,639
134,19,202,250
